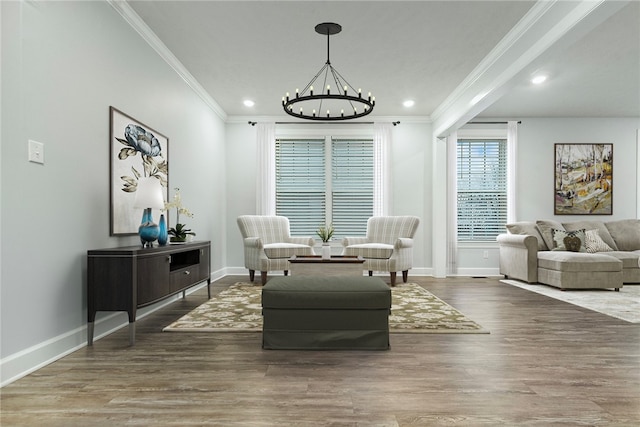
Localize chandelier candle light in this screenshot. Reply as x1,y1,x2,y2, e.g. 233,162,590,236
282,22,375,121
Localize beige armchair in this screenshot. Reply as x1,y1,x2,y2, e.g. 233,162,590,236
237,215,315,285
342,216,420,286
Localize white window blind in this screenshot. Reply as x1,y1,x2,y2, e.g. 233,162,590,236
332,139,373,238
457,139,507,241
275,139,326,236
276,138,374,238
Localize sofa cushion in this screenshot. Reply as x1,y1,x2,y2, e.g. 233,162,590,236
506,222,548,251
605,219,640,251
538,251,622,272
551,228,586,252
563,220,618,251
536,220,564,251
584,229,614,253
603,251,640,269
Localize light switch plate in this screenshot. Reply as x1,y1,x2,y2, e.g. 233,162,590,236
28,140,45,164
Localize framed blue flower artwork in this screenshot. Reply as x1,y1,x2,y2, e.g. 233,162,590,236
110,106,169,235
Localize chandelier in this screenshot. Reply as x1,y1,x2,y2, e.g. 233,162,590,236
282,22,375,121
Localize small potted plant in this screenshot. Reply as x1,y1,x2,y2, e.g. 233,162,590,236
164,188,196,243
316,223,334,258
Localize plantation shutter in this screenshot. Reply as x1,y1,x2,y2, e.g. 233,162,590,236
457,139,507,241
275,139,326,236
331,139,374,238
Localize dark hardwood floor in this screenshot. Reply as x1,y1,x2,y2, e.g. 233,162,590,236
1,276,639,426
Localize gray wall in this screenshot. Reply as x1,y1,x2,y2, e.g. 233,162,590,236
223,121,432,275
516,118,639,221
1,1,225,383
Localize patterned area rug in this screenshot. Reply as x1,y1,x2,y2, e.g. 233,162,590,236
163,282,488,334
501,279,640,323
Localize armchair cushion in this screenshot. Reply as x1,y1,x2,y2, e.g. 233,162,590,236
344,243,394,259
264,243,315,259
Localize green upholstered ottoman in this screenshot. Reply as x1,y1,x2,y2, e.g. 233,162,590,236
262,276,391,350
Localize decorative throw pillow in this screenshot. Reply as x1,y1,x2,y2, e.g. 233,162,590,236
536,220,565,251
551,228,586,252
563,221,618,251
584,229,614,253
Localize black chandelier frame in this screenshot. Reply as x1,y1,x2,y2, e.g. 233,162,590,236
282,22,375,121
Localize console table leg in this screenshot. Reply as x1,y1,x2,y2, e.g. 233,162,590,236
129,322,135,346
87,322,94,346
207,278,211,299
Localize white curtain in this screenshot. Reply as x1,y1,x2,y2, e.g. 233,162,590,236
507,121,518,223
373,122,392,216
446,131,458,275
256,122,276,215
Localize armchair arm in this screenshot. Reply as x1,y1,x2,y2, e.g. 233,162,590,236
496,233,539,283
395,238,414,249
342,236,369,247
289,236,315,247
243,237,263,249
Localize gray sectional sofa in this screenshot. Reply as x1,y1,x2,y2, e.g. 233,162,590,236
497,219,640,290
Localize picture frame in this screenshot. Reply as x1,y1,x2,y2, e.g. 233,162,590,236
554,143,612,215
110,107,169,235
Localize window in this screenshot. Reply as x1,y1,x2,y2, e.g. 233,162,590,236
457,139,507,241
276,137,373,238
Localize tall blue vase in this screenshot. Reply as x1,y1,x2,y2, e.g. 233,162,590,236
139,208,160,248
158,214,168,246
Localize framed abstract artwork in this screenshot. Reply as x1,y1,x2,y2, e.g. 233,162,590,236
554,143,612,215
110,107,169,235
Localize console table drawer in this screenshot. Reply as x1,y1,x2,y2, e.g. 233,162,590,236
170,266,201,292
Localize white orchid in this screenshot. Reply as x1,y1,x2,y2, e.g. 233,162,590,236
164,188,195,241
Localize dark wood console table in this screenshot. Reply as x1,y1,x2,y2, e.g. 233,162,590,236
87,240,211,345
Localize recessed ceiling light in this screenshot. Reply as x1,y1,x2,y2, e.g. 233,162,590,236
243,100,255,107
403,100,415,108
531,75,547,85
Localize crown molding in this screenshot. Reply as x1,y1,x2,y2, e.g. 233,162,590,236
107,0,227,121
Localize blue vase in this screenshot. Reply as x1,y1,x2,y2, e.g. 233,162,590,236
139,208,160,248
158,214,168,246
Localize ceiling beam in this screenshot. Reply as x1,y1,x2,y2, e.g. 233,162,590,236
431,0,631,137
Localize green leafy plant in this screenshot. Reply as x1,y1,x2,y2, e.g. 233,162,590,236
164,188,196,242
168,223,195,242
316,223,335,243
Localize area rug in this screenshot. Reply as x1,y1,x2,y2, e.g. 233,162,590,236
163,282,488,334
501,279,640,323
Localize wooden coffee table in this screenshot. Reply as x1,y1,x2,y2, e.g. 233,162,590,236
288,255,365,277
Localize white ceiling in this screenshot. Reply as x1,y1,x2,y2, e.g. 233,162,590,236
126,0,640,121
